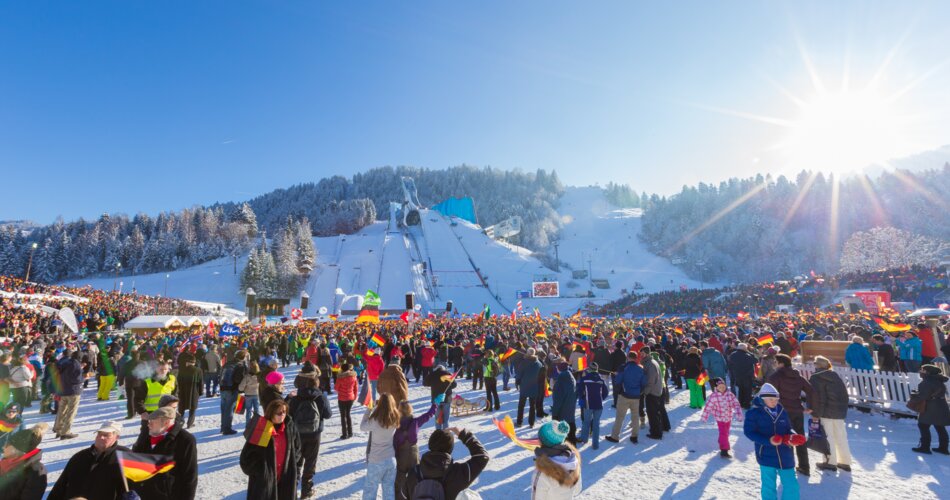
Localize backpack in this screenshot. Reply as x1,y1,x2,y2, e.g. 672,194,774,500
411,466,446,500
291,397,322,435
220,363,237,390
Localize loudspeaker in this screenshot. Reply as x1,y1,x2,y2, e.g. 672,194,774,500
301,296,309,310
848,303,861,314
405,293,415,310
446,300,453,312
245,294,255,308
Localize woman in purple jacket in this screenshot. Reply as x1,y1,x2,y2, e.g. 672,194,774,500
393,393,445,500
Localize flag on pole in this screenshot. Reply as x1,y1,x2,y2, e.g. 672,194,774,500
480,304,490,322
535,330,547,338
578,326,592,337
696,371,709,386
499,347,516,361
756,334,774,346
356,290,381,324
117,451,176,483
516,300,523,312
370,333,386,347
576,356,588,372
673,327,684,335
544,378,552,398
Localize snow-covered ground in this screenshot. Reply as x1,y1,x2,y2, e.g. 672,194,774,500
25,365,945,499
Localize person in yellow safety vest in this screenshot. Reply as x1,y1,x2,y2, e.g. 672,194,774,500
139,362,178,418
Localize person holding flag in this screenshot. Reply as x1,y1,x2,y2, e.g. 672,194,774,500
423,364,458,431
48,421,128,500
130,406,198,500
240,400,302,500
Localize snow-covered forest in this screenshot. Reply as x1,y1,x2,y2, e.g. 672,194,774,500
639,165,950,282
240,217,316,299
217,165,566,249
0,204,258,283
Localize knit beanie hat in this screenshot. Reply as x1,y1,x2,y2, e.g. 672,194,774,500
9,423,46,453
301,361,316,374
265,371,284,385
758,383,780,398
538,420,569,447
429,429,455,454
710,377,724,387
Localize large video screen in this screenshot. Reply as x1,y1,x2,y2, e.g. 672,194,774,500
532,281,560,298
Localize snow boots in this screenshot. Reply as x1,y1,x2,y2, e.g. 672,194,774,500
720,450,731,458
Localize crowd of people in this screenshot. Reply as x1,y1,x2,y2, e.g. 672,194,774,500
0,272,948,499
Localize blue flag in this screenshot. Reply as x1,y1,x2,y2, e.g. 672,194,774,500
219,323,241,337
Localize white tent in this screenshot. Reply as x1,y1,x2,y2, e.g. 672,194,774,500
124,315,187,330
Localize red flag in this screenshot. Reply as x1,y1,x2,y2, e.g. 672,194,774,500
234,393,245,414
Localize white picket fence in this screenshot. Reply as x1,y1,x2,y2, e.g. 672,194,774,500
795,363,950,416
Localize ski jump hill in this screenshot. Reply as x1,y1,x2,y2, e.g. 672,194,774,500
63,187,710,317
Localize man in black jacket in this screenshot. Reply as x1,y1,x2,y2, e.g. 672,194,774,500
131,407,198,500
728,343,757,409
219,350,248,435
872,334,900,372
402,427,489,500
288,372,333,498
48,421,128,500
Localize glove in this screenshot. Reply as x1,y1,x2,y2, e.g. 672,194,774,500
769,435,783,446
434,394,446,405
786,434,807,447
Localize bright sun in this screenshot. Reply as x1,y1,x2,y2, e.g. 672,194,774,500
784,90,901,174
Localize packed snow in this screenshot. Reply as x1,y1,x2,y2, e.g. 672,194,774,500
25,364,946,499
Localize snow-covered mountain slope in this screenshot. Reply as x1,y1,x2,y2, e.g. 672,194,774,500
63,187,708,316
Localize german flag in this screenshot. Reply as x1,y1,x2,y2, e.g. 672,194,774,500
571,309,582,319
578,326,592,337
576,357,588,372
673,327,684,335
356,290,381,324
117,451,175,482
499,347,516,361
756,334,774,346
568,322,579,329
362,380,374,408
696,371,709,386
535,330,547,338
544,378,552,398
328,314,339,321
234,393,245,414
0,418,17,433
370,333,386,347
247,416,275,448
332,363,341,373
873,317,911,333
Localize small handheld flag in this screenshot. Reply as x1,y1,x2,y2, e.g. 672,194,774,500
756,334,774,346
535,330,547,338
370,333,386,347
234,394,245,414
248,417,275,447
117,451,176,483
578,326,592,337
576,357,588,372
696,371,709,386
499,347,516,361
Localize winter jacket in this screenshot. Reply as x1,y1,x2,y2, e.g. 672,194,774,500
531,445,582,500
916,373,950,427
402,429,488,500
700,389,743,423
378,364,409,404
8,365,32,389
845,343,875,371
56,357,83,396
551,370,577,422
200,351,221,374
516,356,544,398
767,366,813,415
176,365,203,411
743,398,795,469
0,449,47,500
641,358,663,397
608,349,626,374
240,416,302,500
424,365,458,400
419,346,437,368
614,362,646,399
393,404,437,452
287,387,332,436
808,369,849,420
683,352,703,379
728,349,757,381
701,348,727,381
239,372,261,397
131,421,198,500
48,443,129,500
361,410,397,464
334,370,358,402
875,343,900,372
593,348,611,372
896,337,923,362
260,384,283,412
366,353,385,381
577,372,609,411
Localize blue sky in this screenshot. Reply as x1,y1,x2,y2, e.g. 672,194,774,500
3,1,950,223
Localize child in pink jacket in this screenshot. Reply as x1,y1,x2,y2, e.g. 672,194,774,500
700,377,743,457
